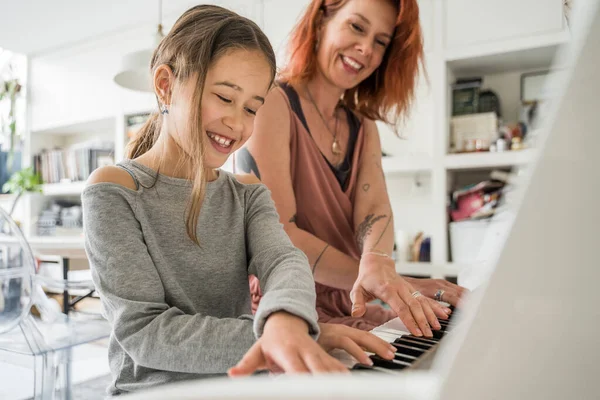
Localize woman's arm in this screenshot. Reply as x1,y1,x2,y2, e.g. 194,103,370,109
349,121,446,337
239,88,360,291
83,167,257,374
352,119,395,257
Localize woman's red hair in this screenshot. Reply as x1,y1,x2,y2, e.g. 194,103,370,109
281,0,424,129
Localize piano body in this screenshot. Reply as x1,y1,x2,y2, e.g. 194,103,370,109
124,1,600,399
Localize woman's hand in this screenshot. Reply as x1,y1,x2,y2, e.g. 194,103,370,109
317,322,396,366
403,277,468,308
350,254,452,338
228,312,349,376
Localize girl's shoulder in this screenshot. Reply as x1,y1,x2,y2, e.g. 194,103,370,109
86,165,139,191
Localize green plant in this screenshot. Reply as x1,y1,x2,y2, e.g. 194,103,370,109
2,167,42,216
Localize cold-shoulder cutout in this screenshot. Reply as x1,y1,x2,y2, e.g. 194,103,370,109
86,165,138,190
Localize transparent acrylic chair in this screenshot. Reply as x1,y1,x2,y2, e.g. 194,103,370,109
0,207,110,399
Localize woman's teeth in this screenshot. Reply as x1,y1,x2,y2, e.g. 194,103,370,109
208,132,233,147
342,56,364,71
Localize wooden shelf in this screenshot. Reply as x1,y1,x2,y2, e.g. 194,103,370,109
382,155,433,174
446,30,569,75
444,149,534,170
41,182,86,196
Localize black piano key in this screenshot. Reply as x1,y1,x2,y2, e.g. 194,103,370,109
394,353,417,363
431,329,444,340
396,337,433,350
391,343,425,358
370,355,410,370
352,363,375,371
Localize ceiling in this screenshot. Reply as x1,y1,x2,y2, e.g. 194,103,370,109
0,0,249,56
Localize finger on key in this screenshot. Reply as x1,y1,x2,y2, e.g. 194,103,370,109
383,291,422,337
427,297,451,319
401,288,433,338
418,295,441,330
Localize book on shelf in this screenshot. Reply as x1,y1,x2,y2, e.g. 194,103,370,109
34,140,114,184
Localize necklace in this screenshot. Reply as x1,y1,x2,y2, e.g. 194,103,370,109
305,86,342,156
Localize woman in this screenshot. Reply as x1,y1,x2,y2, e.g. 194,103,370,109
239,0,467,336
83,5,395,395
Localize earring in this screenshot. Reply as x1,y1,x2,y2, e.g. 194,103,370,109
160,104,169,115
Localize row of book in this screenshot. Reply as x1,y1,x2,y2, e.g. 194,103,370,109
33,142,114,184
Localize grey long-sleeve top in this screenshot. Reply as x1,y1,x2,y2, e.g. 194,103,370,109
82,159,319,395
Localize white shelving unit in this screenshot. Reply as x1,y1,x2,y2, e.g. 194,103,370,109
444,149,534,170
379,0,568,280
395,262,466,279
15,0,568,280
382,155,433,175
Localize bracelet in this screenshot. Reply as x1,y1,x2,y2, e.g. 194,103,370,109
362,250,391,259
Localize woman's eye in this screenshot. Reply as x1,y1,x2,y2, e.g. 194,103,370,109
351,23,364,33
376,39,388,47
245,108,257,116
216,94,232,103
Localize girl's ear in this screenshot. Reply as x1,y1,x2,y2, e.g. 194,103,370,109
154,64,174,104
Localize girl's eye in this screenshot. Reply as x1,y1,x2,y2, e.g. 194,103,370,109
245,108,257,116
351,23,364,33
376,39,388,47
216,94,232,103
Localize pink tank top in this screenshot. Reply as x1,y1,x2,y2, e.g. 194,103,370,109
250,83,396,330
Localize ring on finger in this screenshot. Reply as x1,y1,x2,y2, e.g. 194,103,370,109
411,290,422,298
434,289,445,302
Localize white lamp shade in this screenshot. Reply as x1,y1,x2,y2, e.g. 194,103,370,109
114,49,153,92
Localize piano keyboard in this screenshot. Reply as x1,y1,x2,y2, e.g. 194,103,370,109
333,307,456,374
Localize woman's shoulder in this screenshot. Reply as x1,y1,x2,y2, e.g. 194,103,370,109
263,82,291,114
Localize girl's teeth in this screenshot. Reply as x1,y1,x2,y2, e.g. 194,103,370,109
208,133,232,147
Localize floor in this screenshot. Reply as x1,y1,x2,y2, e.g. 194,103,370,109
0,341,111,400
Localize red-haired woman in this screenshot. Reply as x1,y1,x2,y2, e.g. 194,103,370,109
238,0,466,336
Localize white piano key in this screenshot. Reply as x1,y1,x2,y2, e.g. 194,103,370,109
370,331,400,343
376,317,410,332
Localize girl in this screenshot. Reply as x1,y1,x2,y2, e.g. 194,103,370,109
239,0,467,335
83,5,394,396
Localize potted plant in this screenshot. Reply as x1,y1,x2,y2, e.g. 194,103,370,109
2,167,42,217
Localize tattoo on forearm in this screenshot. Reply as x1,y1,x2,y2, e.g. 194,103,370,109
289,214,297,223
313,244,329,274
355,214,387,252
362,183,370,192
236,148,261,179
372,216,392,250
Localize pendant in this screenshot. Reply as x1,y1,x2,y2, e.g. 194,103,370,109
332,139,342,155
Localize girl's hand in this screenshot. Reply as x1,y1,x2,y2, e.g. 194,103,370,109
228,312,349,376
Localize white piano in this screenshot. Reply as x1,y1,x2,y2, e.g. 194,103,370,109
124,2,600,399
